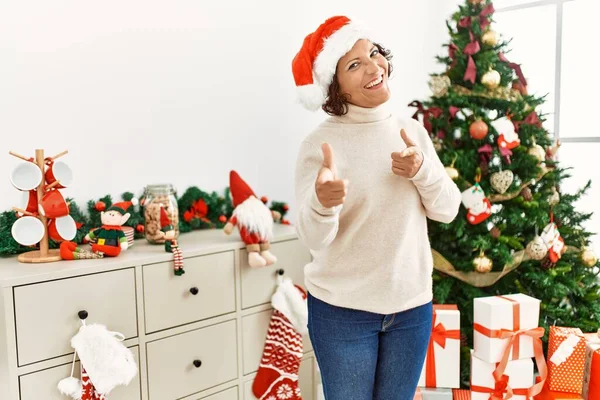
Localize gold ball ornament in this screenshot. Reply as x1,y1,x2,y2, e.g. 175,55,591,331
549,186,560,206
482,30,499,46
526,236,548,261
473,252,493,273
581,247,598,267
445,166,459,180
528,144,546,163
481,69,501,89
428,75,452,98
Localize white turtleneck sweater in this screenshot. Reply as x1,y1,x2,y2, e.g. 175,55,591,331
294,102,462,315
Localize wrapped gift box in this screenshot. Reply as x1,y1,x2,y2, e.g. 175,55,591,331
470,350,534,400
418,305,461,388
452,389,470,400
547,326,587,393
582,343,600,400
473,293,541,363
418,387,453,400
533,376,583,400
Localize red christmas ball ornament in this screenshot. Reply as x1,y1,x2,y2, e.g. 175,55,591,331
283,204,289,211
219,215,227,223
136,224,145,233
469,119,489,140
95,201,106,211
260,196,268,204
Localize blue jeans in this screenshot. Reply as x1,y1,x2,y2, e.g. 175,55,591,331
308,292,432,400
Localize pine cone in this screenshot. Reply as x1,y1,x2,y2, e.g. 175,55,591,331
490,226,501,239
521,187,533,201
541,255,556,270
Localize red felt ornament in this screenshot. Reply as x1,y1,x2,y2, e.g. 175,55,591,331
470,119,489,140
219,215,227,223
135,224,144,233
94,201,106,212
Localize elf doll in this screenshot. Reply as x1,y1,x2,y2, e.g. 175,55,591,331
84,200,136,257
224,170,280,268
158,205,185,275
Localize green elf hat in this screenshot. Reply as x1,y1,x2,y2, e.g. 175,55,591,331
107,198,138,215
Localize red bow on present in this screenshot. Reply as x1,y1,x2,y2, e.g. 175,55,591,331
425,306,460,387
408,101,443,134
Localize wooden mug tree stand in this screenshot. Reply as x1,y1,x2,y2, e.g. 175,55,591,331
10,148,68,263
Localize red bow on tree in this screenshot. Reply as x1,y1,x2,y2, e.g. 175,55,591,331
408,101,443,134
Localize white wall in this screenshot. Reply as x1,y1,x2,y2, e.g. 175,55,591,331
0,0,456,220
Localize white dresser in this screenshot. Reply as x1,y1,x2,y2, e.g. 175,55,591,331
0,224,321,400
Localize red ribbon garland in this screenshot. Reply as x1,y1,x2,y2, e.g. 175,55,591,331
456,3,495,83
473,296,548,399
408,101,443,134
498,53,528,87
425,306,460,387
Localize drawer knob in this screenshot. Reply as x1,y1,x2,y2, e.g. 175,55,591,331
276,269,285,276
78,310,88,320
193,359,202,368
189,287,199,295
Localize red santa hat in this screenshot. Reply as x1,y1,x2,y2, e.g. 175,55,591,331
107,198,138,215
292,16,375,111
230,170,256,208
159,205,173,232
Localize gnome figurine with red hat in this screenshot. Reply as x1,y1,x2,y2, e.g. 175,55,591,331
84,199,137,257
225,171,279,268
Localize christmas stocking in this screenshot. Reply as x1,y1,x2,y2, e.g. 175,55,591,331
541,221,565,263
493,116,520,150
252,277,308,400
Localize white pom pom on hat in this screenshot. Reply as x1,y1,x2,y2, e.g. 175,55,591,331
291,16,376,111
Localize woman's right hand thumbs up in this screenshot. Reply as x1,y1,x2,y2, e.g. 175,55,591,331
315,143,348,208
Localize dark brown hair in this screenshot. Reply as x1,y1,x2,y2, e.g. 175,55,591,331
322,43,394,117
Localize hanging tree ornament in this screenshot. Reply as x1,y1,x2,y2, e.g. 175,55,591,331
521,187,533,202
528,137,546,163
482,30,499,46
526,230,548,261
481,69,501,89
469,119,489,140
490,169,514,194
493,116,520,150
473,250,493,273
490,225,501,239
428,75,451,98
461,171,492,225
581,246,598,267
548,186,560,206
445,155,459,180
541,213,565,263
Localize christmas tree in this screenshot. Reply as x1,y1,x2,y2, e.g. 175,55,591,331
410,0,600,384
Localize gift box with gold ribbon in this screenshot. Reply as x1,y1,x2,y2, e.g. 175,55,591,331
418,304,461,388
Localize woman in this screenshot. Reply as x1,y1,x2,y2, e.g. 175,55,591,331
292,16,462,400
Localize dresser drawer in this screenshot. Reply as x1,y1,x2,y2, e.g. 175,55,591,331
19,346,141,400
241,240,310,309
14,269,138,366
243,356,314,400
147,320,238,400
143,251,235,333
242,309,312,376
198,386,238,400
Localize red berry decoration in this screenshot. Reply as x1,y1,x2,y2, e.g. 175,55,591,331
95,201,106,211
219,215,227,223
136,224,145,233
469,119,489,140
283,204,289,211
260,196,268,204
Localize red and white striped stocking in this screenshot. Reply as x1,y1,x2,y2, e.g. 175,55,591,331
81,366,106,400
252,278,308,400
